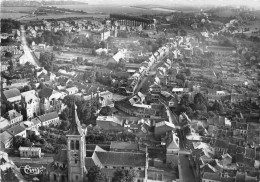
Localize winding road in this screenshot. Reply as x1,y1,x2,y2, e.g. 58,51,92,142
20,25,40,68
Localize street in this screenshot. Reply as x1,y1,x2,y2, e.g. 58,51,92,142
179,154,195,182
20,25,40,68
178,128,196,182
134,57,165,94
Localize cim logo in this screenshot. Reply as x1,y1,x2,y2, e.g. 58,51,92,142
20,165,46,175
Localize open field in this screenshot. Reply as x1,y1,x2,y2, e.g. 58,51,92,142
1,13,29,19
1,6,37,13
19,13,109,20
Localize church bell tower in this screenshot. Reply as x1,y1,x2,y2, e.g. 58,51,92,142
66,104,86,182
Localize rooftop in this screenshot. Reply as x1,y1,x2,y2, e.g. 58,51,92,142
38,111,59,122
2,88,21,99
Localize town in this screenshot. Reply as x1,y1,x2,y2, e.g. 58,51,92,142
1,1,260,182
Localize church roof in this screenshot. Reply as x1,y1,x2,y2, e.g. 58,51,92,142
67,104,84,136
95,151,146,167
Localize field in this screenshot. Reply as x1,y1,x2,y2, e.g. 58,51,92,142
1,6,37,19
212,9,238,17
1,13,29,19
20,13,109,21
1,6,37,13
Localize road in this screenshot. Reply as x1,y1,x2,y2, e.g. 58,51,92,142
134,57,165,94
178,129,196,182
20,25,40,68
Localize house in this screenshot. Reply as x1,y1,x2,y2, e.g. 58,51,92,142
214,139,229,154
38,111,60,127
19,147,41,158
162,131,180,164
21,90,40,119
65,87,78,95
21,118,41,132
38,88,62,114
7,125,26,138
85,145,148,181
4,109,23,127
0,131,13,149
0,117,11,132
154,121,175,137
2,88,21,103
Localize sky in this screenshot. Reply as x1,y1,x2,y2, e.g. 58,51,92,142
82,0,260,9
1,0,260,9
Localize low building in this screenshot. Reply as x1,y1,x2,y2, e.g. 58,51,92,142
38,111,60,127
19,147,41,158
1,88,21,103
0,131,13,149
4,109,23,127
21,90,40,119
154,121,175,137
0,116,11,132
65,87,78,95
7,125,26,138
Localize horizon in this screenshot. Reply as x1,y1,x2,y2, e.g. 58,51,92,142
1,0,260,9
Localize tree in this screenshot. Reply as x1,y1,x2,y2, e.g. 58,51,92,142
86,166,108,182
100,41,106,49
99,106,113,116
5,52,13,58
176,73,186,83
212,101,224,114
59,120,70,130
39,52,55,71
194,93,207,105
112,169,137,182
13,136,32,149
186,68,191,76
59,107,70,121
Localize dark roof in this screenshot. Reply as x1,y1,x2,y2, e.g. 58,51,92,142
38,111,59,122
67,104,83,136
53,149,67,163
245,148,256,159
95,151,146,167
2,88,21,99
214,139,229,149
110,142,138,151
236,146,245,154
0,131,13,144
221,177,236,182
38,87,53,98
203,172,220,181
236,172,245,182
7,125,25,136
236,153,244,164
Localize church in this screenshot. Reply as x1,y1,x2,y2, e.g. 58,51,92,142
46,105,148,182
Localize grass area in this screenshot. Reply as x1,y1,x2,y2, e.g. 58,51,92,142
213,9,238,17
1,13,29,19
20,13,108,20
1,6,37,12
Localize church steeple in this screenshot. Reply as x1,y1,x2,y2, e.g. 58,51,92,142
66,103,86,182
67,104,83,136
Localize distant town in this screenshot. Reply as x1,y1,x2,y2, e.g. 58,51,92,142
0,1,260,182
